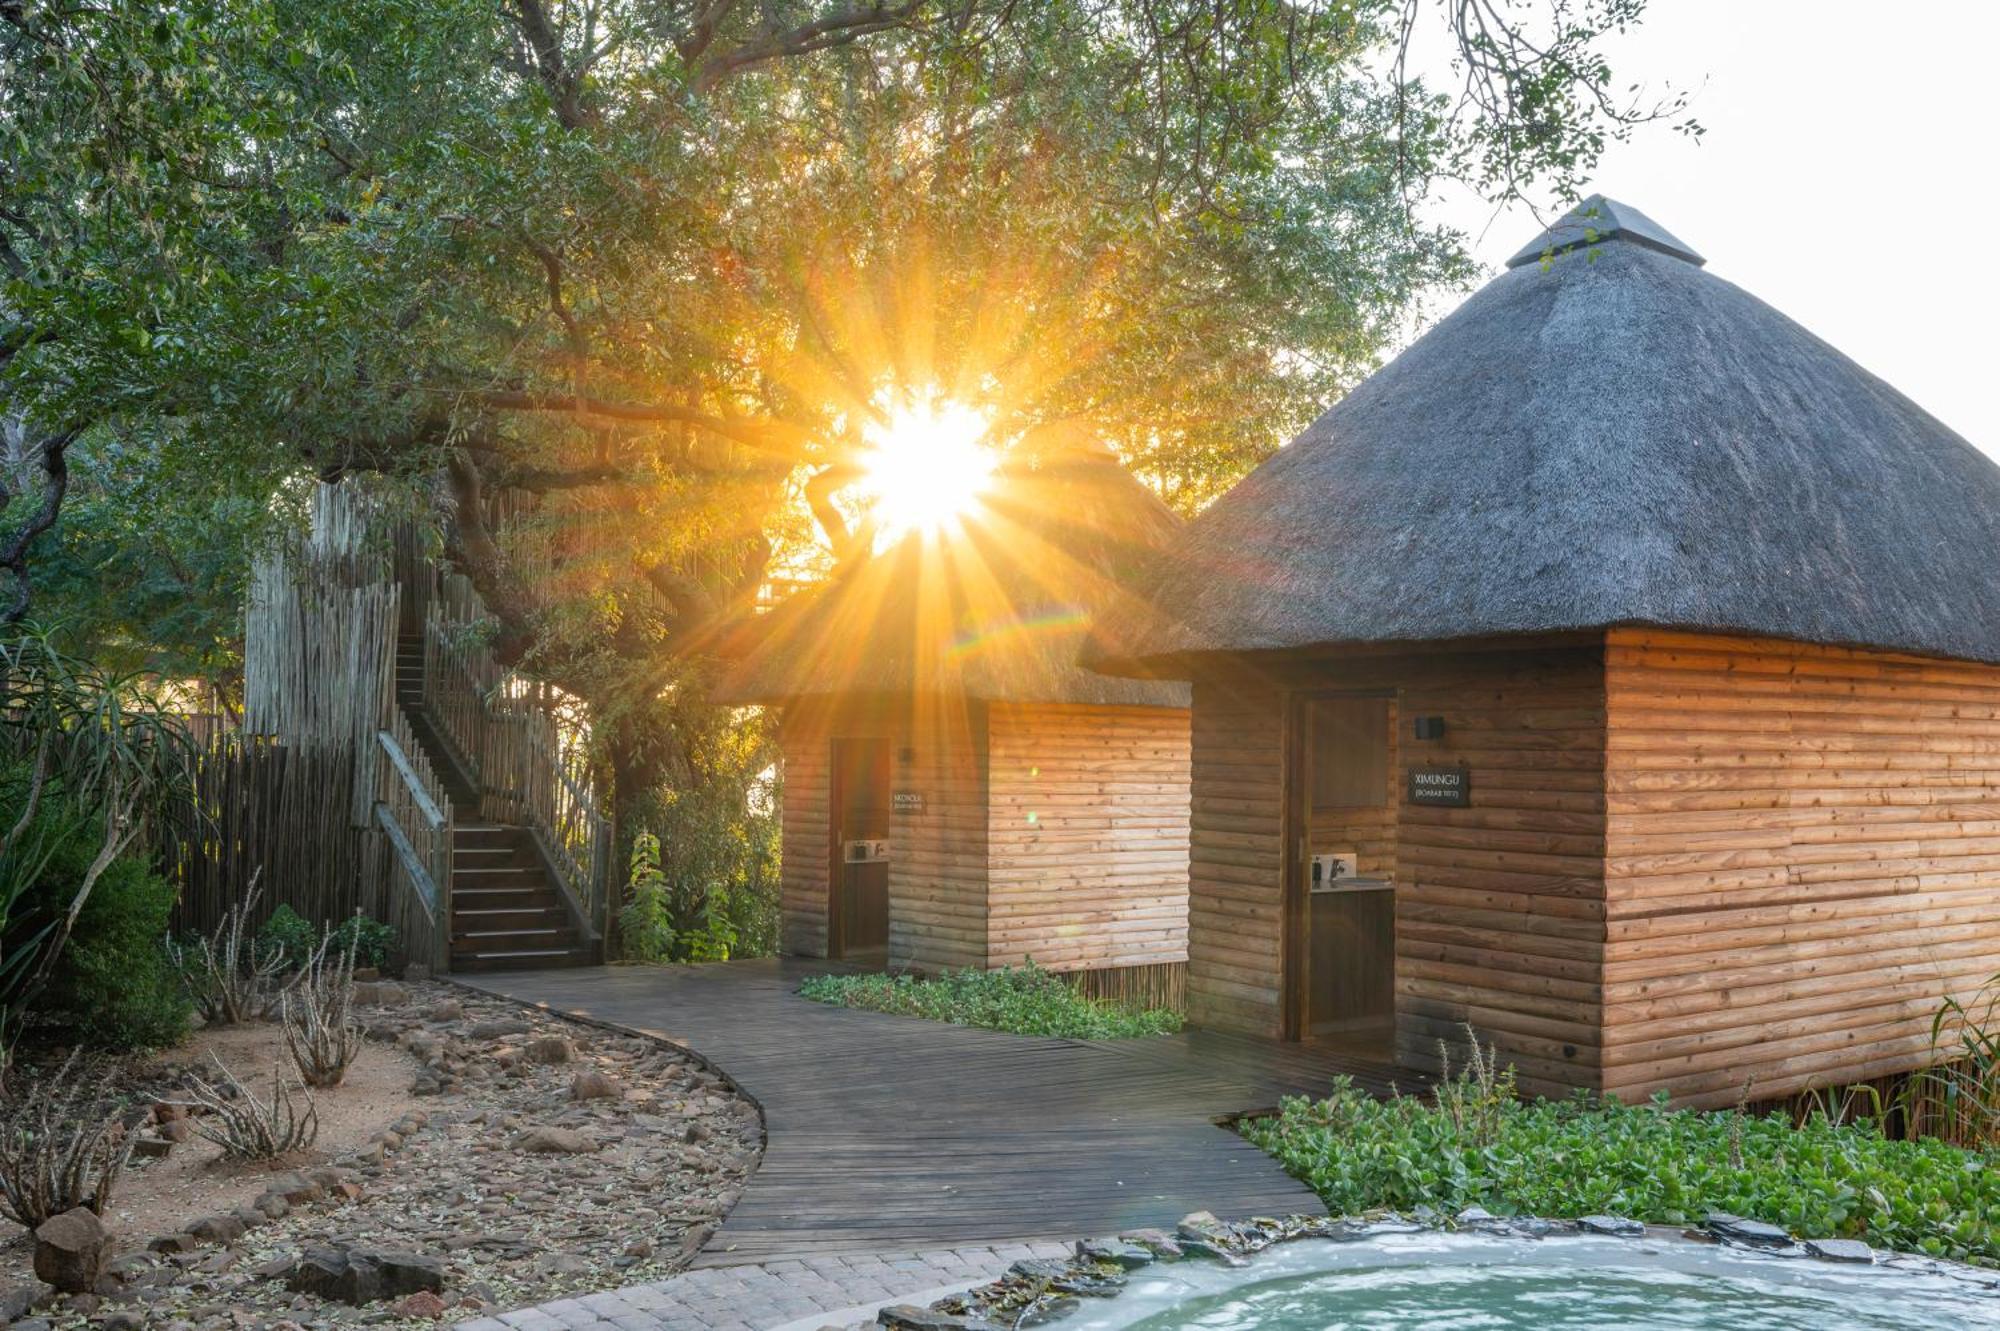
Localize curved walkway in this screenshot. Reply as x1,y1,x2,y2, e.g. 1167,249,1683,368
456,958,1399,1266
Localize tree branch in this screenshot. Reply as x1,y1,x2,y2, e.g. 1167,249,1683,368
0,424,79,624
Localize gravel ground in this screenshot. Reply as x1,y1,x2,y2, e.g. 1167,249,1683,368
1,979,762,1330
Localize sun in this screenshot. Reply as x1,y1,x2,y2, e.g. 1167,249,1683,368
858,396,999,541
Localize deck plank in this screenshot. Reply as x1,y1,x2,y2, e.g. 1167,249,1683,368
456,958,1405,1265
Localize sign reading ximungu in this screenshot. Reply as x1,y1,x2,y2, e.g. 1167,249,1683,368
1407,766,1470,807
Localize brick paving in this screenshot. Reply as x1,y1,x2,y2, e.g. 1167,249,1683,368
453,1240,1074,1331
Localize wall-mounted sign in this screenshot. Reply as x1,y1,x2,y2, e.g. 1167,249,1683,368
893,791,926,814
1407,766,1470,807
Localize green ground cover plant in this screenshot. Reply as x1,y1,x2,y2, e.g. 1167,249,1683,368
799,963,1182,1040
257,905,397,973
1243,1047,2000,1267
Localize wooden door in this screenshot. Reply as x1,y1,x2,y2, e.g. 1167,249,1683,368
1284,693,1397,1053
829,738,891,965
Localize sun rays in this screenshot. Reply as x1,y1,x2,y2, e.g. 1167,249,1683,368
857,394,1000,543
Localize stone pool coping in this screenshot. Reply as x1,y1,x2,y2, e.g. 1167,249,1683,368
872,1208,2000,1330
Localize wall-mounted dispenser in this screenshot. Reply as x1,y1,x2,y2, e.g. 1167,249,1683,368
1310,851,1358,888
843,839,890,864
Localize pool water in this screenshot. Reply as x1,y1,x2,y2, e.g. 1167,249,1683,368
1059,1233,2000,1330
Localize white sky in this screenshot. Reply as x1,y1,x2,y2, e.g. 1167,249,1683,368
1416,1,2000,457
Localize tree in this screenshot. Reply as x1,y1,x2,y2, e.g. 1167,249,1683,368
4,0,1692,823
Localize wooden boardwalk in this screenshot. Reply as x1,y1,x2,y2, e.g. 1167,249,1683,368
457,958,1405,1266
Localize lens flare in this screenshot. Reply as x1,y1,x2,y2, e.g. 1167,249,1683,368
859,397,998,541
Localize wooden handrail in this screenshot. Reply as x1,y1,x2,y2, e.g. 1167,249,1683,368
374,802,440,916
377,730,446,829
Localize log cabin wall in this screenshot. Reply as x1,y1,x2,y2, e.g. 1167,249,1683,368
1602,629,2000,1108
777,695,990,970
983,702,1191,975
1187,644,1609,1097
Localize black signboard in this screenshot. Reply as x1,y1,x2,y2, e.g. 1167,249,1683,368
893,791,926,815
1407,766,1470,807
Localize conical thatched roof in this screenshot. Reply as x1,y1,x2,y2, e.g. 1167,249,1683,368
1086,196,2000,673
717,445,1189,707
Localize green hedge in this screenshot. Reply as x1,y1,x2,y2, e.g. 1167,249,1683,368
1243,1076,2000,1266
799,963,1182,1039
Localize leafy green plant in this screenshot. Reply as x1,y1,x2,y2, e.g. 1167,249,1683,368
1242,1042,2000,1267
1922,971,2000,1148
257,905,396,973
617,827,747,963
799,962,1183,1040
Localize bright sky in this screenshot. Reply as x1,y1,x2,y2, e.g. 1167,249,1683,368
1417,1,2000,458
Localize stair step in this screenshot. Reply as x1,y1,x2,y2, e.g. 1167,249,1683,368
449,947,592,972
453,908,567,931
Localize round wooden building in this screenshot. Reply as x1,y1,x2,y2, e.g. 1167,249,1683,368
721,445,1192,1002
1083,197,2000,1106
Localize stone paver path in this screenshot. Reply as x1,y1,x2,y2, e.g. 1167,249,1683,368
456,958,1397,1264
454,1241,1072,1331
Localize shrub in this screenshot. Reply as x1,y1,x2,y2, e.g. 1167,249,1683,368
1241,1044,2000,1267
0,1053,134,1227
184,1057,318,1160
258,905,397,973
5,767,190,1051
167,879,284,1025
282,934,361,1088
618,830,740,963
799,962,1183,1040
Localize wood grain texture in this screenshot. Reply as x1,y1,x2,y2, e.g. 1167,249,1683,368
459,958,1415,1262
1188,646,1608,1099
984,703,1191,972
1602,629,2000,1107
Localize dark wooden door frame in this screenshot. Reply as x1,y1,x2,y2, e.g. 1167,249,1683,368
826,736,891,961
1279,687,1397,1043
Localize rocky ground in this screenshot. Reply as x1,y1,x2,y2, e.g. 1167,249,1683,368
1,980,762,1330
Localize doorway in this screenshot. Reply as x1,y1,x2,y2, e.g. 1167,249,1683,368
829,737,891,965
1284,692,1397,1055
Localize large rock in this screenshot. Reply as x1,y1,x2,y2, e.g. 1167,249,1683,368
1705,1213,1793,1248
469,1018,530,1041
524,1035,575,1065
0,1280,54,1321
570,1070,622,1101
32,1208,115,1293
283,1246,445,1306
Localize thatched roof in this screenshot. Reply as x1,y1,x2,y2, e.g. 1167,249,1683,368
1086,196,2000,673
717,445,1189,707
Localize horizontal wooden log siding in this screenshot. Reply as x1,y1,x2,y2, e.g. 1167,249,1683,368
1188,645,1609,1098
1602,629,2000,1108
984,702,1190,974
778,695,990,971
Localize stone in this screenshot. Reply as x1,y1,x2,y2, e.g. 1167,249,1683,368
148,1234,198,1255
1579,1215,1645,1237
428,999,464,1022
511,1126,596,1154
100,1311,145,1331
1705,1213,1794,1248
184,1214,246,1245
569,1070,621,1101
1805,1238,1875,1264
156,1119,192,1143
13,1320,51,1331
264,1172,325,1206
391,1289,450,1319
876,1307,1005,1331
32,1208,115,1293
1121,1227,1184,1260
252,1192,291,1220
524,1035,574,1065
282,1246,444,1306
1050,1270,1125,1297
0,1280,54,1321
1007,1259,1072,1283
1076,1238,1155,1271
353,981,410,1007
1176,1210,1236,1248
469,1018,530,1041
131,1135,175,1160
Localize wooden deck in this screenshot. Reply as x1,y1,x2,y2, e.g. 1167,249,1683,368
456,958,1407,1265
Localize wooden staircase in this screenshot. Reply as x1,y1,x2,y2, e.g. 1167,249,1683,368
393,636,594,972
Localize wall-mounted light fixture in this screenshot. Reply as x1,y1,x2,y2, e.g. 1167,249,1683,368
1412,716,1447,741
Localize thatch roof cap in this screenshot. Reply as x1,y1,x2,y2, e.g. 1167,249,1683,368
1086,197,2000,673
717,446,1189,707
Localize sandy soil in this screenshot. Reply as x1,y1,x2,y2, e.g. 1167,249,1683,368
2,1019,423,1270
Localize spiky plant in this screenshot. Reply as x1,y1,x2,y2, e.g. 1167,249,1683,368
282,927,362,1088
0,1052,134,1227
167,875,286,1024
183,1057,318,1160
